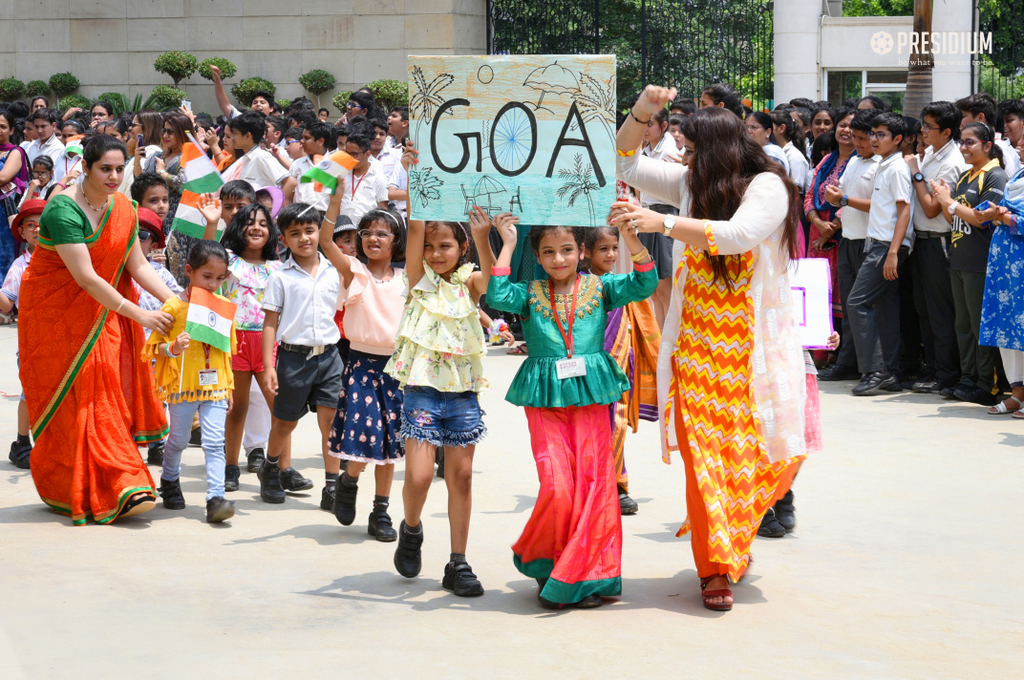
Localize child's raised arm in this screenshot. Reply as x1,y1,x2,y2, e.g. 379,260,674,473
405,219,426,289
197,193,223,241
469,208,518,299
320,185,356,287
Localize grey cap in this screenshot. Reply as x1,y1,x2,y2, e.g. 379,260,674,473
333,214,356,236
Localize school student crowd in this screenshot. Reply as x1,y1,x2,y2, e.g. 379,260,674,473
1,76,1022,615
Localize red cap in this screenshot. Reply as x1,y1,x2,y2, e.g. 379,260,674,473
11,199,46,243
137,207,166,249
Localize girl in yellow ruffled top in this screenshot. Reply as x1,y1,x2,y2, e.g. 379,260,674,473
385,209,512,599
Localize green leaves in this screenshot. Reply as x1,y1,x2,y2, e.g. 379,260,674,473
0,78,25,102
154,51,199,88
49,72,80,98
331,90,354,113
299,69,337,109
149,85,187,110
198,57,237,81
367,78,409,111
231,77,276,107
58,94,91,111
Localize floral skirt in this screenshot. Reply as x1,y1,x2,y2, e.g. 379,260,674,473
328,351,404,465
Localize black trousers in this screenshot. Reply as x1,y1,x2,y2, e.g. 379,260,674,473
910,234,961,385
847,239,908,375
835,238,880,371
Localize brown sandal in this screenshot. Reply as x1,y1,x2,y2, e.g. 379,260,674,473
700,575,733,611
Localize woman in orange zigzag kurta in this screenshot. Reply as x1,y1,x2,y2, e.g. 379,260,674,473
612,87,806,612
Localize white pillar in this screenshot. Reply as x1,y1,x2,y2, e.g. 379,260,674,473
774,0,823,105
930,0,973,103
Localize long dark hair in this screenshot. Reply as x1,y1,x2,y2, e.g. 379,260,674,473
769,109,807,154
221,203,280,261
681,107,801,285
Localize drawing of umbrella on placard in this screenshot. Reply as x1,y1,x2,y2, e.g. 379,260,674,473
464,175,508,213
523,61,581,114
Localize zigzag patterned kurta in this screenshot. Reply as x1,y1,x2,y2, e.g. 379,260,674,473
669,245,801,581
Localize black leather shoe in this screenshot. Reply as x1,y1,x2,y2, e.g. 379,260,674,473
206,496,235,523
257,460,285,504
619,492,638,515
334,476,358,525
955,386,999,406
159,478,185,510
852,371,895,396
574,594,604,609
368,509,398,542
940,386,958,399
246,447,265,473
320,484,336,512
281,467,313,492
913,379,946,394
146,441,164,466
443,561,485,597
224,464,240,492
757,507,786,538
774,490,796,533
536,578,562,610
9,440,31,469
394,521,423,577
817,364,860,381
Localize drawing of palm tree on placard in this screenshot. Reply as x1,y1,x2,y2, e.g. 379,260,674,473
557,153,600,226
572,72,617,146
409,167,444,209
410,66,455,144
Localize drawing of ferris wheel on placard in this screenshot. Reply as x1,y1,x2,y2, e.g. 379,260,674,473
490,105,534,171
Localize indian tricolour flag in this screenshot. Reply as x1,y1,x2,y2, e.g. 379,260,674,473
181,135,224,194
64,135,84,158
171,189,222,239
185,287,236,354
300,150,357,192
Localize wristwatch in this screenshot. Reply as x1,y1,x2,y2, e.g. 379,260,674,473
839,194,849,207
947,202,957,215
663,216,676,236
912,172,925,183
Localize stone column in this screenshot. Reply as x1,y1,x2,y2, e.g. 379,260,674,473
774,0,823,105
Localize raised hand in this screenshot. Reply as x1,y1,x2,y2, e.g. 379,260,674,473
467,206,493,237
492,211,519,244
196,193,222,228
636,85,678,117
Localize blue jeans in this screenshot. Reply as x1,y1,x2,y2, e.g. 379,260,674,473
163,399,228,500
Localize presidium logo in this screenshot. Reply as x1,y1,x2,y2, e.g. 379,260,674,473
870,30,993,56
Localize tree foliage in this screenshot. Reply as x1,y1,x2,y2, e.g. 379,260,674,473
25,80,49,98
299,69,337,108
198,57,238,81
367,78,409,111
49,72,80,98
97,92,133,116
149,85,188,110
839,0,913,15
331,90,355,113
58,94,91,111
231,77,276,106
154,51,198,88
0,78,25,102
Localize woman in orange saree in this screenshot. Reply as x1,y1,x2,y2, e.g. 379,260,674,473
19,136,175,525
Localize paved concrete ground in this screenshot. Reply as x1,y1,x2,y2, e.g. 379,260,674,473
0,323,1021,679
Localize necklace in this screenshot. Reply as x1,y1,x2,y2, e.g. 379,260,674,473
82,186,109,212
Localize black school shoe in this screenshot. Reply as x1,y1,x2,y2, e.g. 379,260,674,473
246,447,265,473
334,477,358,525
394,521,423,577
146,441,164,466
817,363,860,381
159,478,185,510
257,460,285,504
954,386,999,407
852,371,896,396
8,440,31,469
913,379,950,394
443,561,485,597
619,492,638,515
756,507,786,538
224,465,240,492
206,496,235,523
774,490,796,533
940,386,959,399
536,578,561,610
281,467,313,493
320,484,336,512
368,508,398,542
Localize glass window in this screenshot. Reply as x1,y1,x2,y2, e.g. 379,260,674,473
827,71,863,106
866,71,908,85
867,89,905,115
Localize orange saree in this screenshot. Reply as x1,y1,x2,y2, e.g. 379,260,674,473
19,193,167,525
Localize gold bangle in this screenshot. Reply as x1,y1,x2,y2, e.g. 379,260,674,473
114,298,126,315
630,247,650,263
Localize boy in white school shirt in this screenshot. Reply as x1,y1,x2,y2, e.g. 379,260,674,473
339,129,389,224
221,111,297,202
821,107,885,382
845,112,914,397
290,122,337,212
24,109,64,165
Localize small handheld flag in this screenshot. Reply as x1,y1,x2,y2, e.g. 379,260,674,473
300,150,357,192
184,287,236,354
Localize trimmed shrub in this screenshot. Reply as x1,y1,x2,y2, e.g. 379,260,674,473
231,77,276,106
331,90,354,114
0,78,25,102
49,72,81,98
149,85,188,110
298,69,337,108
58,94,91,111
154,51,199,88
198,57,238,81
367,79,409,111
26,80,49,98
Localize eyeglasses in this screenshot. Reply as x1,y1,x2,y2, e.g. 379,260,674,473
138,231,153,242
31,171,50,178
346,102,363,109
286,139,301,145
868,131,891,140
959,138,981,149
746,124,764,132
358,229,392,240
920,123,940,132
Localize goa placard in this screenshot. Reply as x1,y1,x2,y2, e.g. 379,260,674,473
407,54,617,227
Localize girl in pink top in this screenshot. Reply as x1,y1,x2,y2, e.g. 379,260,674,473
320,188,407,542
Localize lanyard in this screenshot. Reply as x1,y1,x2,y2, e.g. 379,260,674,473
351,170,368,198
549,275,580,358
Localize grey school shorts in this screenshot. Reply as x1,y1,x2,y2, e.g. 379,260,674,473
273,343,344,421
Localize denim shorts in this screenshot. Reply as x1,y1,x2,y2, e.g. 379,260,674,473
401,385,486,448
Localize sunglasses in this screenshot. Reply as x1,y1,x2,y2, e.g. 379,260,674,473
138,231,154,242
358,229,392,240
162,128,174,135
346,102,364,109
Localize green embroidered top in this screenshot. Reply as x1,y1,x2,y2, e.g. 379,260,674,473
487,264,658,408
39,194,104,245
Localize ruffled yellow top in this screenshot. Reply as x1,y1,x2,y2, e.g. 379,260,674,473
142,294,237,404
385,263,489,393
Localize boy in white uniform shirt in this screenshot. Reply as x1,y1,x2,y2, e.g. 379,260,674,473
339,130,389,224
221,112,296,202
24,110,64,165
821,108,884,382
905,102,969,394
290,122,336,212
845,113,914,396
